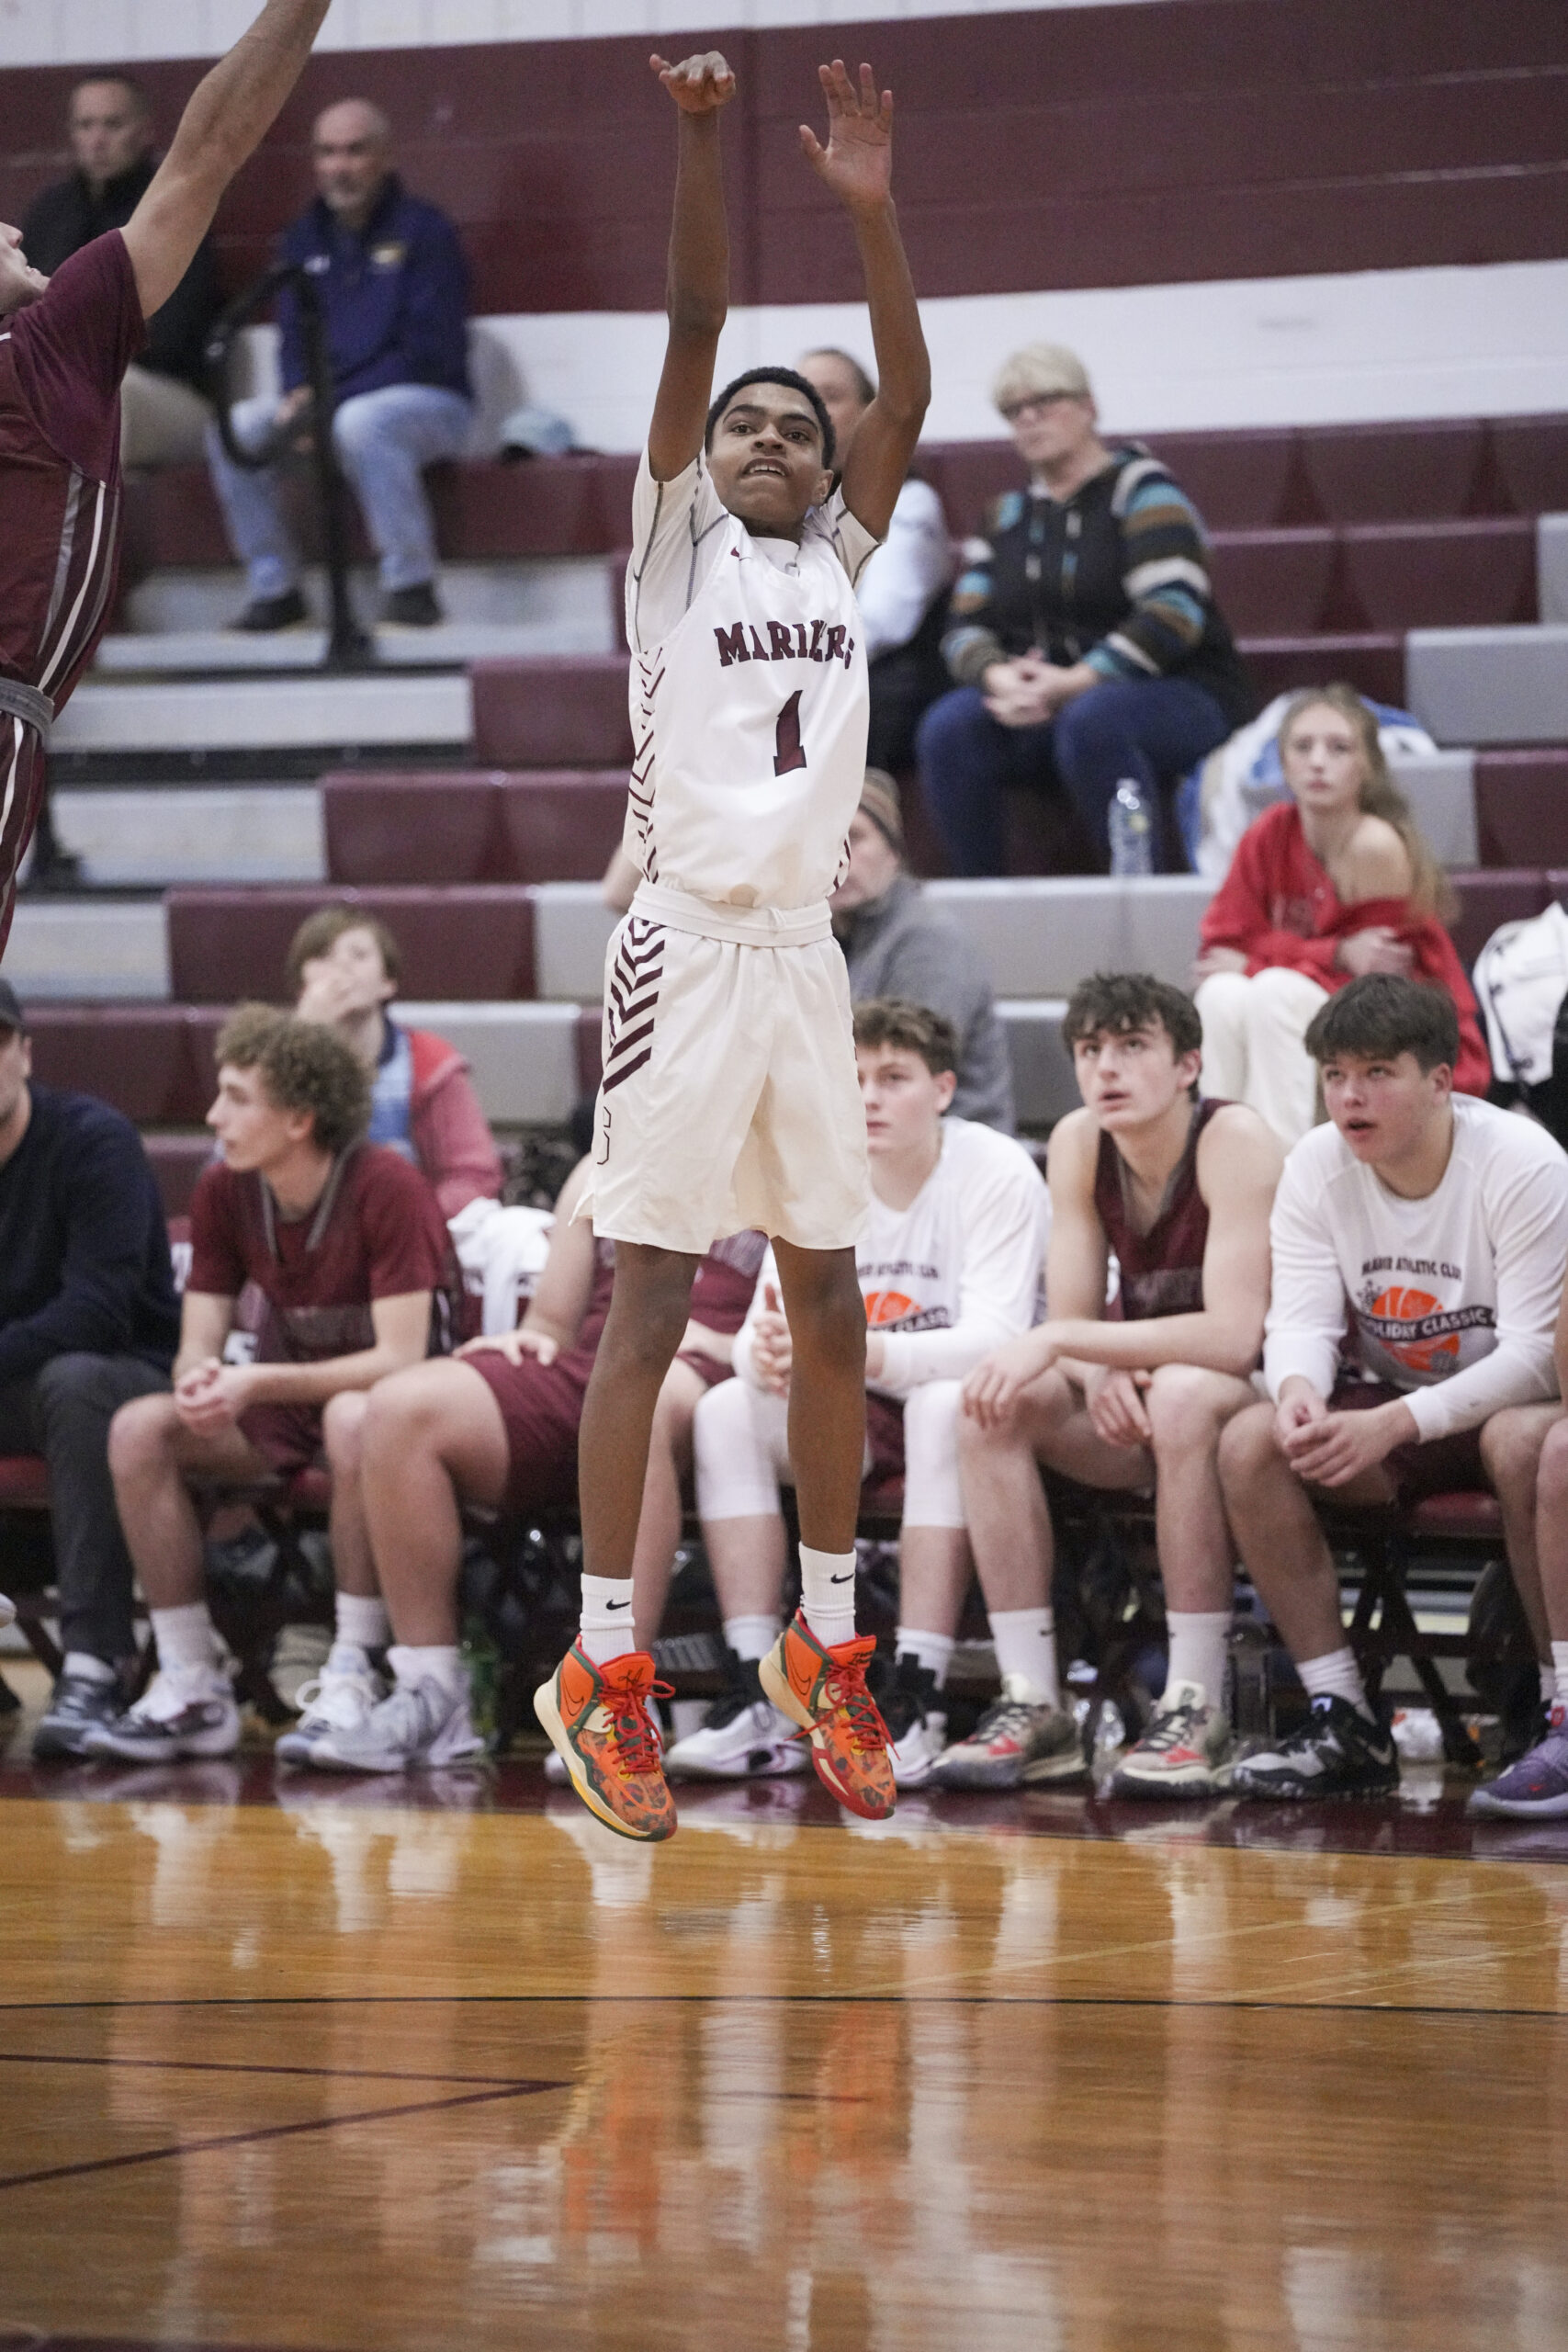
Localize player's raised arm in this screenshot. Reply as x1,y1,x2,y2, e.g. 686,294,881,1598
118,0,333,323
802,60,930,541
646,51,736,483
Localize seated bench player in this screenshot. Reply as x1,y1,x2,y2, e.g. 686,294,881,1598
85,1007,456,1763
280,1166,764,1770
667,1000,1049,1786
934,973,1283,1797
1220,975,1568,1800
1471,1278,1568,1818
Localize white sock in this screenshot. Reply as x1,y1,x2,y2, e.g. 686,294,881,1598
389,1643,465,1698
798,1544,857,1650
336,1592,389,1653
1165,1610,1234,1713
989,1606,1059,1707
724,1613,781,1664
896,1626,954,1688
62,1651,116,1686
1541,1661,1558,1707
1551,1641,1568,1708
150,1601,219,1677
1298,1645,1372,1721
579,1573,637,1668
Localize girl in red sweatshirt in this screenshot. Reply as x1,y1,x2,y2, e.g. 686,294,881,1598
1193,684,1490,1144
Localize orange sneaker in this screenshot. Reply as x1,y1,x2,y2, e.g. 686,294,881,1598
759,1613,895,1821
534,1645,676,1843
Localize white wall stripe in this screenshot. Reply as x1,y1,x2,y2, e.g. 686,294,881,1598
1,0,1157,67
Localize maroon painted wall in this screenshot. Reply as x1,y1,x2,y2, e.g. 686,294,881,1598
1,0,1563,313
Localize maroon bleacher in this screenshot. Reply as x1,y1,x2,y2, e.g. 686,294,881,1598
470,657,634,769
1446,870,1557,971
166,888,537,1003
322,771,627,886
1474,752,1568,869
23,1005,227,1123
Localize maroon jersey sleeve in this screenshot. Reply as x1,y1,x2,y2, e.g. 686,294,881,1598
10,232,144,481
355,1149,454,1297
187,1165,251,1299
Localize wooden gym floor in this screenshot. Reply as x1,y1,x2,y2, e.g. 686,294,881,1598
2,1672,1566,2352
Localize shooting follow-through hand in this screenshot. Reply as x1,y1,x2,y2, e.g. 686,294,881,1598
651,51,736,113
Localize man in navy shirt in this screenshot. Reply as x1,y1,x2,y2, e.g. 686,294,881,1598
0,981,180,1757
206,98,472,629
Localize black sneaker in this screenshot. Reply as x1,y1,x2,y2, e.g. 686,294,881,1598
874,1653,945,1786
34,1668,126,1759
231,587,309,633
1231,1694,1398,1801
661,1648,806,1780
380,582,442,628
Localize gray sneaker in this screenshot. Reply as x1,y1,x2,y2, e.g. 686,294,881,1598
1468,1706,1568,1818
930,1675,1086,1790
82,1665,240,1762
275,1653,387,1766
1111,1679,1235,1799
307,1678,486,1774
34,1668,126,1760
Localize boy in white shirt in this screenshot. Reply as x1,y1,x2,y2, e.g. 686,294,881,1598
533,51,931,1839
1221,974,1568,1799
668,1000,1049,1789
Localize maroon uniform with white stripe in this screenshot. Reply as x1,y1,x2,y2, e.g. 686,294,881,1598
0,233,142,952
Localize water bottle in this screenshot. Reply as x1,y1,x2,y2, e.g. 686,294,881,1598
1108,777,1155,877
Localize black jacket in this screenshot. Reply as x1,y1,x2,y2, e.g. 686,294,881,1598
0,1086,181,1389
942,445,1256,729
23,158,220,389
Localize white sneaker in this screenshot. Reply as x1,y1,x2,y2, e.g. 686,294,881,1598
1111,1679,1235,1798
83,1665,240,1762
663,1654,806,1781
275,1651,387,1766
308,1678,486,1774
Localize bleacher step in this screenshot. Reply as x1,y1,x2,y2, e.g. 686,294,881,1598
48,787,325,888
95,622,593,674
1407,626,1568,745
52,673,471,756
3,901,168,1001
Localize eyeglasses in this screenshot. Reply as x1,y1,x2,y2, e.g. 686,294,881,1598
998,391,1077,421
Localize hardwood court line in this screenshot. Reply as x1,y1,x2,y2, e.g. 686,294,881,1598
0,2078,572,2197
0,2052,534,2086
1,1993,1565,2019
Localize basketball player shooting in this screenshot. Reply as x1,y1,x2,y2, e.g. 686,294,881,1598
0,0,333,956
534,51,931,1839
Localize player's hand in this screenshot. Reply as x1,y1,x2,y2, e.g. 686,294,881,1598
651,51,736,114
1085,1365,1153,1450
963,1329,1055,1428
1273,1386,1327,1459
458,1327,558,1367
175,1363,249,1433
800,60,893,213
1282,1399,1409,1488
750,1282,793,1396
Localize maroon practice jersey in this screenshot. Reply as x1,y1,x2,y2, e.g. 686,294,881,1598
0,232,143,952
188,1144,460,1363
1095,1097,1226,1321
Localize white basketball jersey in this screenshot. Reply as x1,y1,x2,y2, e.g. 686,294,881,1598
625,451,881,913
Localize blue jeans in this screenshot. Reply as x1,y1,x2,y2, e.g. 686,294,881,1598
916,675,1234,874
206,383,474,599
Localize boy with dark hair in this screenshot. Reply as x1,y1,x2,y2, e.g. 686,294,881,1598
937,973,1282,1795
287,904,501,1216
536,50,931,1839
87,1008,456,1763
669,998,1048,1788
1221,975,1568,1799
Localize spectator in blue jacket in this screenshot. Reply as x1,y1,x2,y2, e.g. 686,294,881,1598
0,980,181,1759
207,98,472,629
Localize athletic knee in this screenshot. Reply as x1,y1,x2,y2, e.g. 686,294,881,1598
321,1388,369,1472
1217,1400,1280,1494
1538,1415,1568,1505
1145,1363,1229,1455
107,1390,180,1481
1479,1406,1553,1497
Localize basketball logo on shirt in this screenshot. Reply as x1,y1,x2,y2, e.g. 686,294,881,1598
864,1289,917,1328
1365,1283,1461,1377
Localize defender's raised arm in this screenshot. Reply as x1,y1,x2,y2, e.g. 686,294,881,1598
802,61,930,541
120,0,333,322
647,51,735,482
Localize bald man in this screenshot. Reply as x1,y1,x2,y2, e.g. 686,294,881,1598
206,97,472,630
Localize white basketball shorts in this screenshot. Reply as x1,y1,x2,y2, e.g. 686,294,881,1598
581,885,870,1255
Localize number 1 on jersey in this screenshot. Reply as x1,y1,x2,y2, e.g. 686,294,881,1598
773,689,807,777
